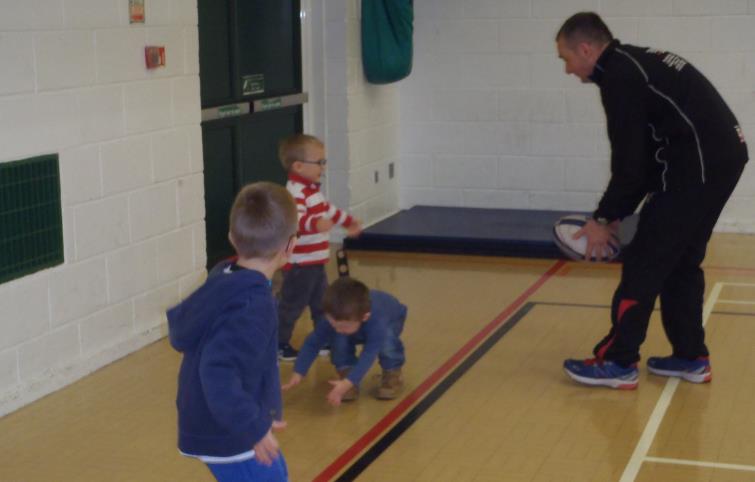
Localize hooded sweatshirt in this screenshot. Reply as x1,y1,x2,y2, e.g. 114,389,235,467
167,267,282,457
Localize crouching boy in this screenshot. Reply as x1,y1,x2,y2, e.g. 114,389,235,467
283,277,407,405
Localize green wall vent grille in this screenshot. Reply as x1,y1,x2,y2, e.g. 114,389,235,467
0,154,64,284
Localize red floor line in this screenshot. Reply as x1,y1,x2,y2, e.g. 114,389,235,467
312,259,566,482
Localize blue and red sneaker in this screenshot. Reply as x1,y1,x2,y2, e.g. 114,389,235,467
563,358,639,390
647,356,712,383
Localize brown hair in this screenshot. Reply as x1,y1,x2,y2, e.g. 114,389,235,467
323,277,371,322
228,182,297,259
278,133,324,171
556,12,613,46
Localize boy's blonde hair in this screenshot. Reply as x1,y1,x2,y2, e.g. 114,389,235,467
278,133,324,171
323,277,371,321
229,182,297,259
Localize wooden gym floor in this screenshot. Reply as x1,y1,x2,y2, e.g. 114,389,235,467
1,233,754,481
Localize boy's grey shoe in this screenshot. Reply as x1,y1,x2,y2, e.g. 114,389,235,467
278,343,298,362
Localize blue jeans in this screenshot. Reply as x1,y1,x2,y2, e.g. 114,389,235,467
206,455,288,482
331,315,406,375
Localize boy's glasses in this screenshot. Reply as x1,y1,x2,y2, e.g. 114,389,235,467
299,159,327,167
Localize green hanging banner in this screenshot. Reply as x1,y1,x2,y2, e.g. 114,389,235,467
361,0,413,84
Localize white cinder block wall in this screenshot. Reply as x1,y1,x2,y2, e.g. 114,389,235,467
400,0,755,232
323,0,401,227
0,0,205,416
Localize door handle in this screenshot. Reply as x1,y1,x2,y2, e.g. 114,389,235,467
201,92,308,122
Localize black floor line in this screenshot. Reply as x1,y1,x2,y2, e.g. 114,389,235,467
335,302,535,481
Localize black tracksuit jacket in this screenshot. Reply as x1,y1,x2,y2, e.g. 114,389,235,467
590,40,748,222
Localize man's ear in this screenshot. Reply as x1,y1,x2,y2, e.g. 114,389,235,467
577,41,592,58
362,312,371,322
228,231,237,250
291,160,302,174
579,41,601,62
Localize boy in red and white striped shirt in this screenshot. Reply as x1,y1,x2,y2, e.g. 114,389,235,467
277,134,362,361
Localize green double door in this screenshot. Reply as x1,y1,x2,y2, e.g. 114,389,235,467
199,0,303,267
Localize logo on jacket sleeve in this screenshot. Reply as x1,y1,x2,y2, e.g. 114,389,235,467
646,48,687,72
661,53,687,72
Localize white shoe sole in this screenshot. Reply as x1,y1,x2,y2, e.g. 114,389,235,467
647,366,711,383
564,367,638,390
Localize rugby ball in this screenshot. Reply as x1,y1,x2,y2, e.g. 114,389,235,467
552,214,620,261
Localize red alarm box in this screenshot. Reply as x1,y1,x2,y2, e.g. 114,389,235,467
145,46,165,69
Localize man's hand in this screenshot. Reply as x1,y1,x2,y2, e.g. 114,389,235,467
573,218,620,261
271,420,287,431
316,217,334,233
326,378,354,406
282,373,303,391
253,429,280,466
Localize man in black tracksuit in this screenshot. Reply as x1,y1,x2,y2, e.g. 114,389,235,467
557,13,748,389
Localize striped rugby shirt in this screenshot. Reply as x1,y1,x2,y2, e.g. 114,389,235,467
286,173,354,266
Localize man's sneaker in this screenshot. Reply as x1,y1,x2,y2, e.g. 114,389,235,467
376,369,403,399
647,356,712,383
278,343,298,362
563,358,639,390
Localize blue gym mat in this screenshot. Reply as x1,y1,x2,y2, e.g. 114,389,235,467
344,206,578,258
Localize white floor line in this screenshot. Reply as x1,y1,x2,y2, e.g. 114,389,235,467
716,299,755,305
718,281,755,287
645,456,755,473
618,282,723,482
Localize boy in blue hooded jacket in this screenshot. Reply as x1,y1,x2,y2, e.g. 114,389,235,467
168,182,297,482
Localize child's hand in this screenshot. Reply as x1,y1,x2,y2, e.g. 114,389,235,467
326,379,354,406
253,429,280,466
346,219,362,237
316,217,334,233
282,373,303,391
272,420,287,431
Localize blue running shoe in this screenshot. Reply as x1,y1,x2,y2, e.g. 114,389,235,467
647,356,711,383
563,358,639,390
